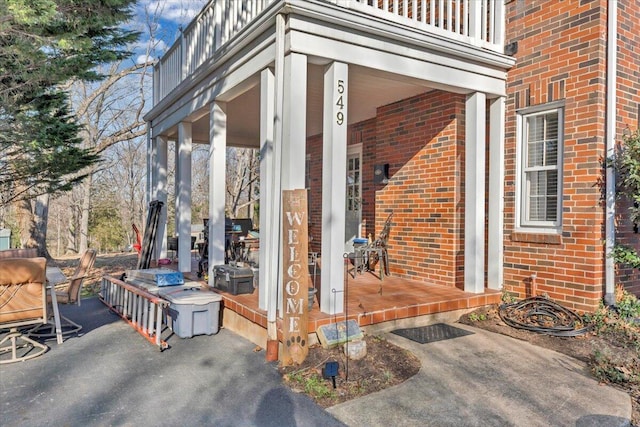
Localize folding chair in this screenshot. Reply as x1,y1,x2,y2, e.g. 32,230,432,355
29,249,97,338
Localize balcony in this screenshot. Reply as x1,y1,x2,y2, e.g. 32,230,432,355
153,0,506,105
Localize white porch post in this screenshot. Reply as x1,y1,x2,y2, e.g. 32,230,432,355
321,61,348,314
146,126,152,208
464,92,486,293
280,52,308,314
259,67,276,311
208,101,227,286
176,122,192,272
154,135,168,260
488,97,505,290
265,14,286,360
281,54,308,190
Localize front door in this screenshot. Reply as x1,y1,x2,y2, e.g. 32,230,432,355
345,144,362,252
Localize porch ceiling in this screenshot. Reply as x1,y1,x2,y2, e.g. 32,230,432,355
185,64,431,147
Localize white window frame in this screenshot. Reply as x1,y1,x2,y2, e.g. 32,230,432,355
515,101,564,233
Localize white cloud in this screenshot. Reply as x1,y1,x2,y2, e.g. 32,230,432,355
130,39,168,54
130,0,207,58
136,54,156,65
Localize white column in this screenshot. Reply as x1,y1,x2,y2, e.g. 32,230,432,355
155,135,168,260
281,53,308,190
146,125,152,208
265,13,286,353
208,101,227,286
259,67,275,311
177,122,192,272
279,52,307,315
488,97,505,290
464,92,486,294
321,62,349,314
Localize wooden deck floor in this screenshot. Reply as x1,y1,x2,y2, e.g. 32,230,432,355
180,255,501,333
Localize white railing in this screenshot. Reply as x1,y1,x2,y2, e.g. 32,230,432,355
153,0,504,105
100,276,169,350
154,0,275,104
342,0,504,48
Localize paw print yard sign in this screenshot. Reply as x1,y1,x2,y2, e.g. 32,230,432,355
281,189,309,365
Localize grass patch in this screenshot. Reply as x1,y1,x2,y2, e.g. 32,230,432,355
286,371,336,400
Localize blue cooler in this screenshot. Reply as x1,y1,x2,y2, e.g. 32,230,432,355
125,268,184,287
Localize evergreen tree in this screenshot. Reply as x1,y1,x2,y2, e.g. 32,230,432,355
0,0,139,204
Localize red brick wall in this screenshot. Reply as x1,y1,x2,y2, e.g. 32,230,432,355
306,91,466,288
374,91,466,288
504,0,608,312
615,0,640,297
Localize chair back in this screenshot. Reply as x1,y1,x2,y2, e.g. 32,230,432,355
65,249,97,305
0,257,47,328
374,213,393,247
0,248,38,259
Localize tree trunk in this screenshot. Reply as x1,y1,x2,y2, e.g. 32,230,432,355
32,193,50,258
14,194,50,258
79,174,93,253
16,198,35,249
65,196,79,254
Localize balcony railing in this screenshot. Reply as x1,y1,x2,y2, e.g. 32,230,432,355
153,0,505,105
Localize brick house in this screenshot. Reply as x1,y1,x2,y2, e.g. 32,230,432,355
145,0,639,335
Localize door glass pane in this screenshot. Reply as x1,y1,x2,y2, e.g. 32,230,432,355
346,152,361,213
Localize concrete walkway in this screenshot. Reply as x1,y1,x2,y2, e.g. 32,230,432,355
328,323,632,427
1,298,632,426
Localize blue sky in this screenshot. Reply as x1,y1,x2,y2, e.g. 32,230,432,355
132,0,209,64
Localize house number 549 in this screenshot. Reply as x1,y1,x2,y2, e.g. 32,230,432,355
336,79,345,125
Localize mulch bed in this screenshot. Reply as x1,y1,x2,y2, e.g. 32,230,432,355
279,334,421,408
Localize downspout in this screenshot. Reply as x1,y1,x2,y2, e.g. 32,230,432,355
604,0,617,306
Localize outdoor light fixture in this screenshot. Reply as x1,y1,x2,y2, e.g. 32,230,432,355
323,361,339,388
373,163,389,184
505,41,518,56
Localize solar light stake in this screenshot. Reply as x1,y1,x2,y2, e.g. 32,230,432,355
323,361,339,389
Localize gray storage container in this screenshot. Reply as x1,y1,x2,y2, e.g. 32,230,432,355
159,287,222,338
213,264,254,295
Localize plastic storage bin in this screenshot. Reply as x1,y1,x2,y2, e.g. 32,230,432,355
159,287,222,338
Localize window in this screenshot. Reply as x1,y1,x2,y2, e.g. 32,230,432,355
517,104,563,231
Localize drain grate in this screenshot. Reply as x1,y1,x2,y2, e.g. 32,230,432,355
391,323,474,344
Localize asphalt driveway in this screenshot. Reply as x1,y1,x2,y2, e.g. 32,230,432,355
0,297,343,427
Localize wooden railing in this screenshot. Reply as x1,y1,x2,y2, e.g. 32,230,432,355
153,0,504,105
100,276,169,351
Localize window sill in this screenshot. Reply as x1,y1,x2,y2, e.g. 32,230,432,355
510,231,562,245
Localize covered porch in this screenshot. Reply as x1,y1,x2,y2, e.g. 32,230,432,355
144,0,514,338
